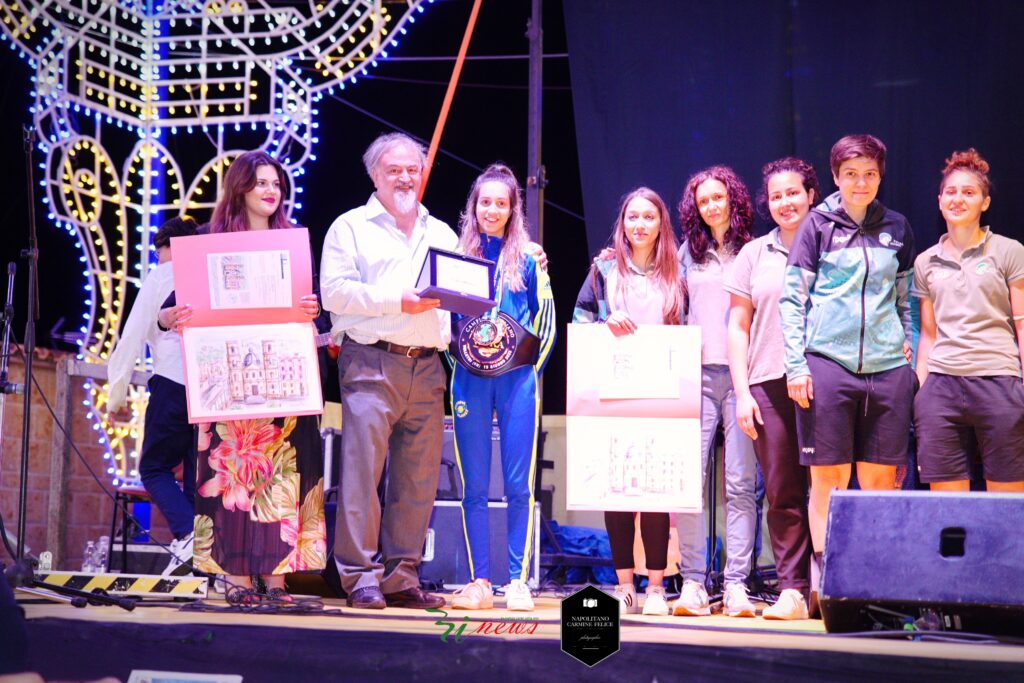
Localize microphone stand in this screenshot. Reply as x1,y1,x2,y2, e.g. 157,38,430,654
0,264,21,471
1,126,134,612
0,263,22,553
15,124,39,563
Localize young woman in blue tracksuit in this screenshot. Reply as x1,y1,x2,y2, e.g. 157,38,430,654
449,164,556,612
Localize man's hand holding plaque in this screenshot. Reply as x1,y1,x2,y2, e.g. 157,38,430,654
415,246,496,317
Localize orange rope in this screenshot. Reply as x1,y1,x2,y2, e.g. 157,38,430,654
418,0,483,199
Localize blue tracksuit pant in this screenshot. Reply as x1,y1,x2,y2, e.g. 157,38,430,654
452,363,540,583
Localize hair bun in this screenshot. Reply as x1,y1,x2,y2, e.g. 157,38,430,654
943,147,990,177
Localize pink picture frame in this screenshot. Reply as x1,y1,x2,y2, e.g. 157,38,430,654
170,229,323,423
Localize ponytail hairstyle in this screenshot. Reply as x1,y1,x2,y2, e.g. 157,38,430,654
756,157,822,220
457,163,529,292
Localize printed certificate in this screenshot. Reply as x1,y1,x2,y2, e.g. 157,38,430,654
207,250,293,309
171,228,312,327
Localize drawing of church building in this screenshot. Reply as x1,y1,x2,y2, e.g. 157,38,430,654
226,339,307,404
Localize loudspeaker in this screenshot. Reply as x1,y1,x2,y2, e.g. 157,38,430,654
820,491,1024,635
439,417,504,501
322,422,504,502
419,500,540,588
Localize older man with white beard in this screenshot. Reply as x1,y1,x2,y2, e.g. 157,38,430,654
320,132,457,610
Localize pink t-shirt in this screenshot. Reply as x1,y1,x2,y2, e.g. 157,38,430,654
606,262,669,325
680,241,736,365
723,228,789,385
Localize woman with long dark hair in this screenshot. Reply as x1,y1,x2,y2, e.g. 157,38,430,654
672,166,759,618
724,158,821,619
448,164,556,612
160,150,327,603
573,187,684,616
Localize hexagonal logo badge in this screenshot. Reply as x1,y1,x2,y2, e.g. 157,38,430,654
560,585,620,667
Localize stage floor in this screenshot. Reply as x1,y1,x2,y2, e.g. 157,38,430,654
18,591,1024,682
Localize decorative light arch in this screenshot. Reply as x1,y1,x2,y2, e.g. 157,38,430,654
0,0,434,485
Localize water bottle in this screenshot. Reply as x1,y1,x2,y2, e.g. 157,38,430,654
82,540,97,573
96,535,110,573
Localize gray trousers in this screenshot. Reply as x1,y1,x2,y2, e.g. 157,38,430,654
333,340,445,594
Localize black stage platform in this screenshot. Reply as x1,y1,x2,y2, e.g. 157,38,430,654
17,592,1024,683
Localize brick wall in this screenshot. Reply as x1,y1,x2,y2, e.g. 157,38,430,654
0,350,173,571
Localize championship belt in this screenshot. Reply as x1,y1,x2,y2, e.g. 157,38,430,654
451,311,539,377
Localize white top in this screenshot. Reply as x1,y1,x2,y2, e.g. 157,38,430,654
106,262,184,412
320,194,458,349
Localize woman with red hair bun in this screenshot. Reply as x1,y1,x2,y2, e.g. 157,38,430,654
914,148,1024,492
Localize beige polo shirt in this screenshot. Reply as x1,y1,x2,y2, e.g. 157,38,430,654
912,228,1024,377
680,241,736,366
723,228,789,385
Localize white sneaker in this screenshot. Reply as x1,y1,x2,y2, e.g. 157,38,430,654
162,533,194,577
641,585,669,616
723,582,756,618
503,579,535,611
612,583,638,615
672,579,710,616
452,579,494,610
762,588,809,620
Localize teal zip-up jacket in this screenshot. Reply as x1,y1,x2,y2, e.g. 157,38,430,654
779,192,915,378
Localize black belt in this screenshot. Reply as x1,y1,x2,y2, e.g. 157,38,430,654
368,339,437,358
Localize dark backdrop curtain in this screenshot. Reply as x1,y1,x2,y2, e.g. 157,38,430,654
565,0,1024,253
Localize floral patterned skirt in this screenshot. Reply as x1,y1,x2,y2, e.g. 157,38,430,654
193,415,326,576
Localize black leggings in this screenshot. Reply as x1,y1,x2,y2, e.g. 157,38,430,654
604,511,670,571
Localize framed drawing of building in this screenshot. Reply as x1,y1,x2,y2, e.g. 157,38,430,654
565,324,702,513
172,229,323,423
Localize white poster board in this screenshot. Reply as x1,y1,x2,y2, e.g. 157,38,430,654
566,323,702,513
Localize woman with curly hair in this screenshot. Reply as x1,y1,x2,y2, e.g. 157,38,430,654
724,158,821,619
914,149,1024,492
448,163,556,612
672,166,758,618
160,150,328,603
573,187,684,616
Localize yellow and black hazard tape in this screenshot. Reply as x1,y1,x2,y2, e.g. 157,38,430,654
36,571,208,599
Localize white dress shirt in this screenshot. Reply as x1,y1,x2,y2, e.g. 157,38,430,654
320,194,458,349
106,262,185,412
